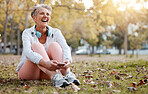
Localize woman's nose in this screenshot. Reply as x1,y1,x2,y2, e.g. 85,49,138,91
43,14,47,17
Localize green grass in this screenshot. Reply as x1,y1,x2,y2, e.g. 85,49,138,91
0,55,148,94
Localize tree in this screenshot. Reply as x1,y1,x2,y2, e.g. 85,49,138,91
40,0,45,4
86,0,115,54
129,31,146,56
112,0,148,55
112,28,124,54
3,0,10,53
50,0,86,51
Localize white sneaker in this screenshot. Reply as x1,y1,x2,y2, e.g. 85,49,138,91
65,72,80,85
52,73,70,87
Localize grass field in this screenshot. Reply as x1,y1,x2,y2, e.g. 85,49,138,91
0,55,148,94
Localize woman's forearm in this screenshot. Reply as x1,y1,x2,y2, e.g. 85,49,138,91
39,59,49,68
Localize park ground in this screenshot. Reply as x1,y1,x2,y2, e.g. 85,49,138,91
0,55,148,94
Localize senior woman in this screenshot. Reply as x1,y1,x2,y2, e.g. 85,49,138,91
16,4,80,87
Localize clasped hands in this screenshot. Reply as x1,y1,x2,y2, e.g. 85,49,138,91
45,59,70,71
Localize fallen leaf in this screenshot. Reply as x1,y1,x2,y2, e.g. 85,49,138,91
2,88,7,92
97,68,106,72
101,63,105,68
94,89,103,92
53,92,59,94
127,87,137,91
85,75,93,78
113,82,116,87
115,75,120,80
113,90,121,93
3,69,8,71
136,72,140,79
4,66,8,68
110,71,117,75
92,69,97,72
124,66,127,68
137,80,145,86
117,73,127,76
105,81,112,88
83,71,88,74
91,84,97,88
23,85,30,90
83,79,93,84
130,82,137,87
90,81,95,84
24,90,32,93
143,75,148,79
126,75,133,79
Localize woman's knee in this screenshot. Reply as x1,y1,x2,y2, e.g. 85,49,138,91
49,42,61,48
48,42,62,53
47,42,63,60
32,42,43,49
31,42,45,52
48,42,62,51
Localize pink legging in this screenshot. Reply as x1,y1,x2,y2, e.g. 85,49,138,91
18,42,66,80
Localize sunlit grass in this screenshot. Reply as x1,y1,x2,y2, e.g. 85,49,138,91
0,55,147,94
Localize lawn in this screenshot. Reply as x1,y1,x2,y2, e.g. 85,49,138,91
0,55,148,94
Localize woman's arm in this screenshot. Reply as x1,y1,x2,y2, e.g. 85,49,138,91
22,30,43,64
55,29,72,63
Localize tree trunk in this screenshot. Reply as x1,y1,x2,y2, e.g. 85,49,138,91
4,0,9,53
136,49,138,58
124,30,128,55
132,50,134,55
25,5,29,29
92,46,94,54
72,48,75,53
40,0,45,4
17,18,21,55
10,17,14,53
118,46,121,55
17,28,20,55
71,48,75,55
0,38,2,53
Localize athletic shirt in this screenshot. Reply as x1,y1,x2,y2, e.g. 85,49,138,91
42,42,48,51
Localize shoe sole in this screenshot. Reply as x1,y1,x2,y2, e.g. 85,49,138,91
60,82,70,88
73,80,80,86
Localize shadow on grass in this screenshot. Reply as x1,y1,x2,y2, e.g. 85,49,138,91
0,77,53,88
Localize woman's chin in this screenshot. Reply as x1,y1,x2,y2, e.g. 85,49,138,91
39,24,48,27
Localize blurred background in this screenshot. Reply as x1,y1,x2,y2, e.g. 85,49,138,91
0,0,148,55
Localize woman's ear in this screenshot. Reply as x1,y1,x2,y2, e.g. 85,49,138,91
32,16,36,22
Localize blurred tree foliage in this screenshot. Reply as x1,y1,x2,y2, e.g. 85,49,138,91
108,30,124,55
112,0,148,55
0,0,148,54
128,26,148,54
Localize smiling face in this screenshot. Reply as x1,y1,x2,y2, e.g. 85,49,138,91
33,7,51,28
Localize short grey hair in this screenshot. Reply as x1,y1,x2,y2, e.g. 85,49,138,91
31,4,52,17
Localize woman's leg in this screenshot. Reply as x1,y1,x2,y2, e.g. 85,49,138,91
18,59,41,80
47,42,69,76
18,42,56,80
47,42,80,86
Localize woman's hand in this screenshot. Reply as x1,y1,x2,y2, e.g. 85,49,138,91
61,59,70,70
39,59,60,71
46,60,60,71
